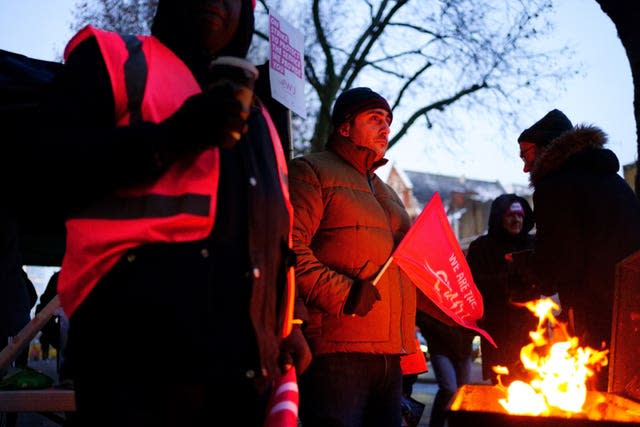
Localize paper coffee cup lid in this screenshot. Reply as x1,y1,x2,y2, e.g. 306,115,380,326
209,56,259,79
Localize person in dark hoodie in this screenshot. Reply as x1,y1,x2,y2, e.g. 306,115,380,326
518,109,640,391
8,1,311,426
466,194,538,385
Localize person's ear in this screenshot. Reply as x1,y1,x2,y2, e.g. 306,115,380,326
339,122,350,137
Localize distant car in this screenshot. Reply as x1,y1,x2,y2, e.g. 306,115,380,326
472,335,481,361
416,330,428,356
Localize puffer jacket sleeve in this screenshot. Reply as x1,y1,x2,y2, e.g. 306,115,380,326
288,157,352,316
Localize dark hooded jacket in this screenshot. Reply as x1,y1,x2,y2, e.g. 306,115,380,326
529,125,640,390
466,194,536,382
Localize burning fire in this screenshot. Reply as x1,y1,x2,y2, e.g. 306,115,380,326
495,297,609,416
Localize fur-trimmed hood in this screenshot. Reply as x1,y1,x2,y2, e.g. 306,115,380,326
529,125,618,186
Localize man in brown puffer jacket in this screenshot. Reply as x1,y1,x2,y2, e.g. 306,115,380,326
289,87,417,427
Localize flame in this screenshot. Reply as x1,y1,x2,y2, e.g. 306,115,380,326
495,297,608,416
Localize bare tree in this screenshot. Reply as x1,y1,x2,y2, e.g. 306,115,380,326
306,0,576,154
253,0,575,154
71,0,575,155
594,1,640,198
71,0,157,34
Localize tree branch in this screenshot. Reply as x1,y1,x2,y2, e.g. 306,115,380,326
389,82,488,148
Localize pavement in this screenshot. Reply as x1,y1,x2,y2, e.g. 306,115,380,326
7,358,486,427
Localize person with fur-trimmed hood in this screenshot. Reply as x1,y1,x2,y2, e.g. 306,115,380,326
518,109,640,391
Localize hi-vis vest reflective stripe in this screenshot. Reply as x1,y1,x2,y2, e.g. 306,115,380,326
58,26,296,338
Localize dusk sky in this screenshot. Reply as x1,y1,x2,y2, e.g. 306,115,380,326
1,0,636,188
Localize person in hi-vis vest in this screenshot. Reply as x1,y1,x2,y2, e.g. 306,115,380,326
14,1,311,425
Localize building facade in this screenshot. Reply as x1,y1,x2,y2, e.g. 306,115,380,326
377,162,533,250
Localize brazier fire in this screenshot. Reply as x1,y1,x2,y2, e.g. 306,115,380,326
447,250,640,426
448,384,640,427
494,298,609,416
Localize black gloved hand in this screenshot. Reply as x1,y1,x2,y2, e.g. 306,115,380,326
343,280,381,317
162,81,248,151
279,324,312,375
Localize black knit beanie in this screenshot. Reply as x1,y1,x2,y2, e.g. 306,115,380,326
518,109,573,147
331,87,392,128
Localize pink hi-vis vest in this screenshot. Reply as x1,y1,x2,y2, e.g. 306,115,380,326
58,26,296,338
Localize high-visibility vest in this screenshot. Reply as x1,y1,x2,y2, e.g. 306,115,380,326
58,26,296,338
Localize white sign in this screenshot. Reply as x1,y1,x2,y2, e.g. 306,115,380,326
268,10,306,118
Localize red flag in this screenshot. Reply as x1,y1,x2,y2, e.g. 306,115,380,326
392,193,496,347
264,367,299,427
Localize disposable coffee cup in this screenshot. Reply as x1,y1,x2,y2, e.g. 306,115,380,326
209,56,259,141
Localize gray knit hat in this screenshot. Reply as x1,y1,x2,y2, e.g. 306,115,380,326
518,109,573,147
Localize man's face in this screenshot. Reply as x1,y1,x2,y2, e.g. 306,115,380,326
184,0,242,56
502,211,524,235
339,108,391,161
519,141,537,173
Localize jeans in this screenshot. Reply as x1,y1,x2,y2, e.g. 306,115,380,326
429,353,472,427
299,353,402,427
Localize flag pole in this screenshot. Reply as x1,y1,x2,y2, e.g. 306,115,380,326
372,256,394,286
0,295,61,371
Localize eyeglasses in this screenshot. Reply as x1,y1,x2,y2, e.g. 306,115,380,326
520,145,536,162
